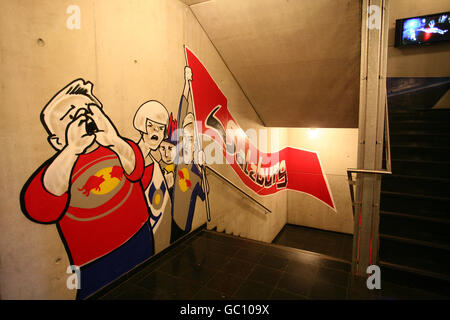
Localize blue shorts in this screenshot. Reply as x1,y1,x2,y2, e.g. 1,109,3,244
77,222,154,299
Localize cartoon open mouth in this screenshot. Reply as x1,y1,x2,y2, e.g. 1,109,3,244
151,135,159,141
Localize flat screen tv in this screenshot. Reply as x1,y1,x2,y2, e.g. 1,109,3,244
395,11,450,47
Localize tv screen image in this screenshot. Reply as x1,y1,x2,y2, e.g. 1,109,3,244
396,12,450,47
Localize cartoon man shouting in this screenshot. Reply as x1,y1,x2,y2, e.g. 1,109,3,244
133,100,172,254
20,79,153,299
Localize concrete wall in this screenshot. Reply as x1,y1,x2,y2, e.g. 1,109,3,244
286,129,358,235
0,0,286,300
205,128,288,243
387,0,450,77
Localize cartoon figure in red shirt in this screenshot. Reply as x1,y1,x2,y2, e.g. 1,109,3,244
20,79,153,299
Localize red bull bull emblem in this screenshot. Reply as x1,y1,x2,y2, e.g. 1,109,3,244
78,166,123,197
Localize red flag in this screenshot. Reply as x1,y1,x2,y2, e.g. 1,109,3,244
185,47,335,210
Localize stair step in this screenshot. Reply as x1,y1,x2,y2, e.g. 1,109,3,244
381,175,450,198
389,145,450,162
380,99,450,298
379,261,450,297
380,211,450,246
390,120,450,133
390,133,450,147
389,108,450,118
380,191,450,220
390,159,450,179
379,234,450,276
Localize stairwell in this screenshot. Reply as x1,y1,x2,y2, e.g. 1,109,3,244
379,103,450,297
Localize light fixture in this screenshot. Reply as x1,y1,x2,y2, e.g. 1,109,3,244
308,128,319,139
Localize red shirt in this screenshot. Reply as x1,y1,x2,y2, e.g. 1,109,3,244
21,141,151,266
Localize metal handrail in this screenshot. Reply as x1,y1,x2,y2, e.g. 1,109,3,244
347,95,392,215
205,165,272,214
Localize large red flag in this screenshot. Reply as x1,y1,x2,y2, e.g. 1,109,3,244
185,47,335,210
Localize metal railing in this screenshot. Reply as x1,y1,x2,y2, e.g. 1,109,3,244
205,165,272,214
347,95,392,216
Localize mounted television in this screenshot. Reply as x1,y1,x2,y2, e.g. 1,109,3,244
395,11,450,47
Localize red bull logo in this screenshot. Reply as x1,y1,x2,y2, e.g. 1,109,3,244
79,175,105,196
110,165,124,181
78,166,123,197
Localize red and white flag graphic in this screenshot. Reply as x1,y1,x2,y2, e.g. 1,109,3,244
185,47,335,210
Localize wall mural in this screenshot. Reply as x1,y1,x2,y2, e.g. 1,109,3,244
184,47,335,210
20,79,155,299
20,47,334,299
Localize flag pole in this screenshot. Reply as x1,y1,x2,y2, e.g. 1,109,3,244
184,47,211,222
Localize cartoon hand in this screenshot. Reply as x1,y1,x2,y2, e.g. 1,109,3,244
66,114,96,154
185,66,192,82
88,104,120,148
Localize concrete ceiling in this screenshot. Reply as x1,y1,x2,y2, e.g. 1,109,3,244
187,0,362,128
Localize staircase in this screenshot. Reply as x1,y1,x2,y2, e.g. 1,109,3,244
379,106,450,297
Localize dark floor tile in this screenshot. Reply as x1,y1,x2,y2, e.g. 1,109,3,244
273,225,354,262
264,245,298,260
190,236,239,257
136,270,178,292
309,280,348,300
193,287,229,300
248,265,283,287
270,288,308,300
233,247,265,263
284,259,318,279
302,241,326,254
158,254,199,277
206,271,245,297
199,230,231,242
315,267,350,288
232,280,274,300
318,258,351,273
277,272,315,297
286,250,323,266
181,264,218,286
97,282,126,300
238,241,269,252
341,249,352,262
200,231,244,247
258,253,289,270
127,257,173,284
221,257,255,279
180,246,232,269
174,247,207,267
138,272,202,300
317,242,340,258
202,253,234,270
103,282,160,300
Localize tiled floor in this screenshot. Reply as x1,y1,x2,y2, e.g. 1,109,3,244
91,228,448,300
272,224,353,262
